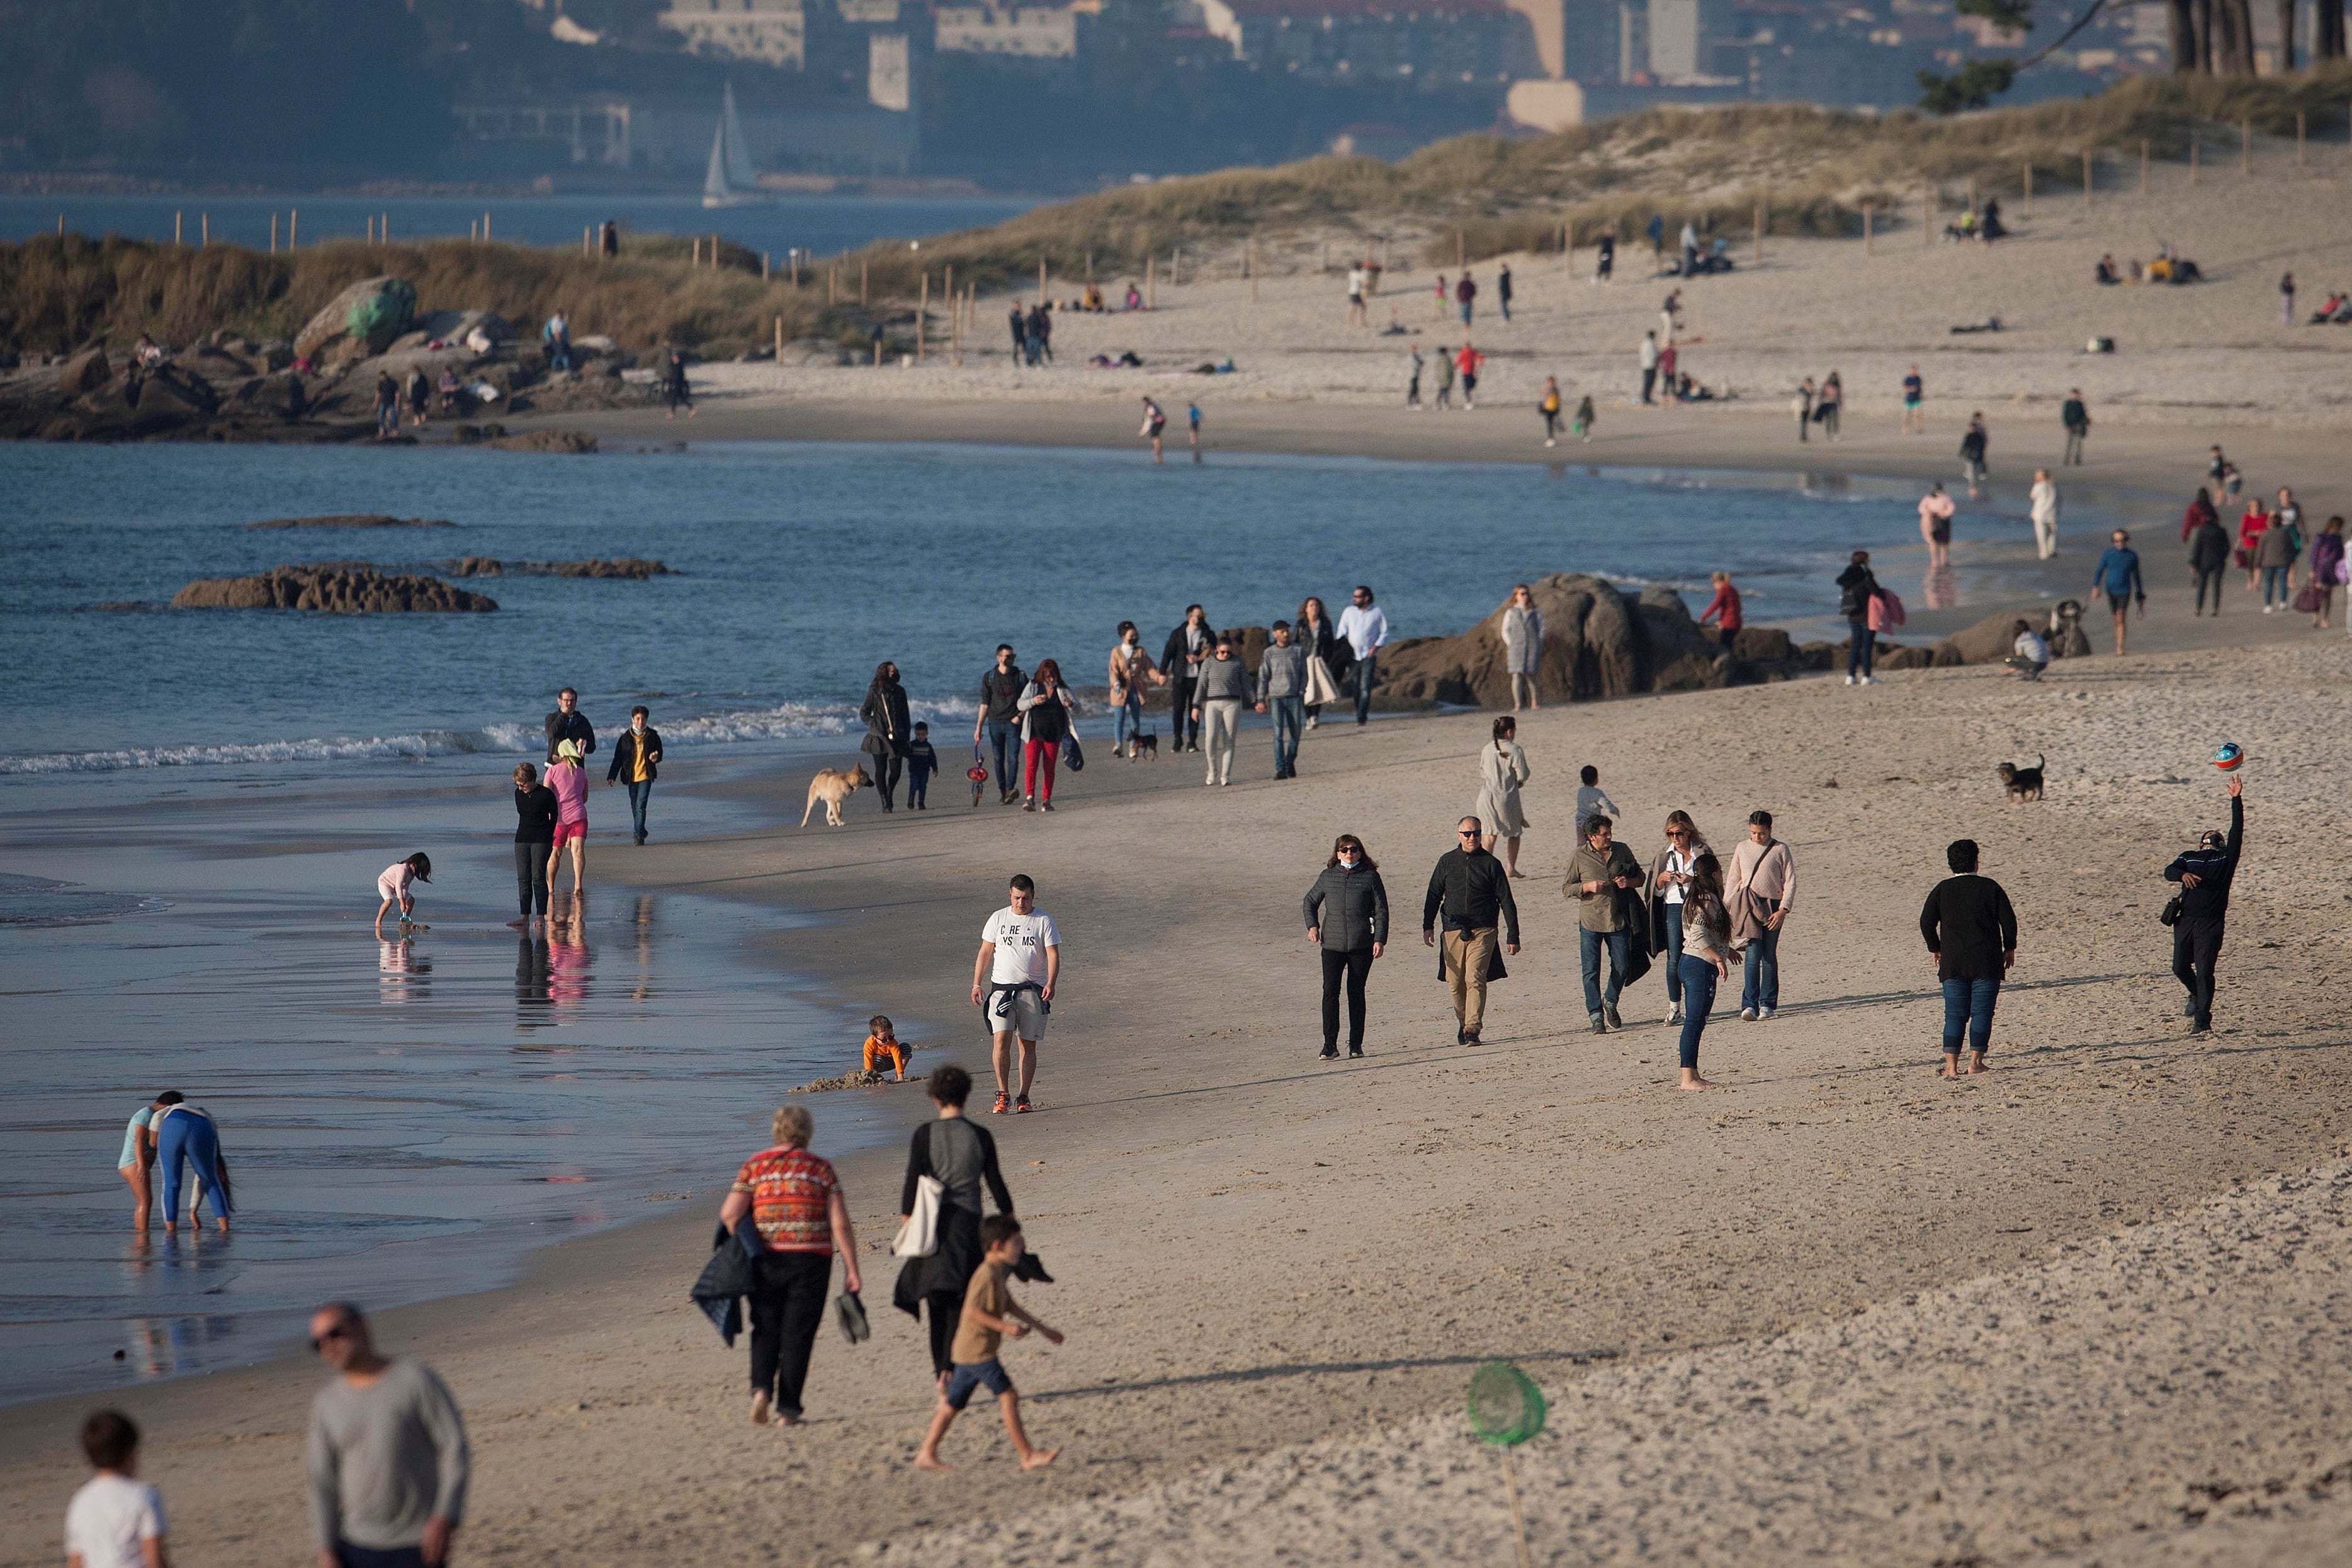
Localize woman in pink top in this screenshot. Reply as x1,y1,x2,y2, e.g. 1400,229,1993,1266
1917,484,1957,571
547,738,589,894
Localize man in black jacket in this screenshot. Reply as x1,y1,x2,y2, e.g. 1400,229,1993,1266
1422,816,1520,1046
2164,774,2244,1035
606,705,662,846
1919,838,2018,1077
545,687,595,764
971,646,1026,806
1160,607,1211,754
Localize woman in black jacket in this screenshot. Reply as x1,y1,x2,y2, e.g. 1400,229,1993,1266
511,762,558,927
1835,551,1881,685
894,1064,1017,1384
1302,832,1389,1059
1296,595,1346,730
860,661,912,812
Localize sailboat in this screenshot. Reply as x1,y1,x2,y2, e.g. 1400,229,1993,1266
701,82,766,208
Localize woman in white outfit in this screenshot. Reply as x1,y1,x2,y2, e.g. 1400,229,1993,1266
1498,584,1544,711
2028,468,2060,560
1474,715,1532,877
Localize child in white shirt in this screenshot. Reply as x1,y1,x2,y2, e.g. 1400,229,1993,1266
65,1410,167,1568
1575,765,1620,829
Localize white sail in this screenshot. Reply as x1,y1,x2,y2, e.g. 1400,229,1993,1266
702,120,732,207
721,81,757,192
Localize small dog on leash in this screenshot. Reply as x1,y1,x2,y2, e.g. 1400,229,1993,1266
1129,734,1159,760
800,764,873,827
1996,752,2045,803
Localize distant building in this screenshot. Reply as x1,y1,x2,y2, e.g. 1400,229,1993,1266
660,0,809,67
934,3,1082,56
1194,0,1541,83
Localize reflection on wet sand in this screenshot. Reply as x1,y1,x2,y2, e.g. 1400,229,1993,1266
1923,565,1957,610
378,937,431,1003
629,894,656,1001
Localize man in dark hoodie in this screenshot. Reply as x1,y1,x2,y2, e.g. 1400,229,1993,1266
2164,774,2244,1036
2188,506,2232,616
545,687,595,764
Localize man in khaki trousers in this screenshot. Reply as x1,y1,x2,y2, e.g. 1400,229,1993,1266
1422,816,1521,1046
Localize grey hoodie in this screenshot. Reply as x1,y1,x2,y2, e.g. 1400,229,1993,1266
1195,655,1251,704
1256,641,1309,701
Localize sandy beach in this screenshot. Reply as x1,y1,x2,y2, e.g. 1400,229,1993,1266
5,602,2348,1563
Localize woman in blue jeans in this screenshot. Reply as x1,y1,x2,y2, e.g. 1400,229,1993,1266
154,1102,231,1234
1675,853,1732,1090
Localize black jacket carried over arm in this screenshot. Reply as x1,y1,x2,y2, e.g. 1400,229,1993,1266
544,709,596,762
606,727,662,784
1303,864,1389,952
2163,794,2244,920
1919,874,2018,980
1422,847,1520,945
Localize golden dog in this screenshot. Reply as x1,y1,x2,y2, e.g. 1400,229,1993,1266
800,763,873,827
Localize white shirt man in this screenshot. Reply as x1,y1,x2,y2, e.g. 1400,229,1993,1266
1335,587,1390,728
2028,470,2060,560
970,876,1061,1113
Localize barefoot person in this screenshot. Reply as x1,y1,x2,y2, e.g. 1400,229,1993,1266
912,1215,1063,1472
1917,483,1957,572
546,740,589,894
971,874,1060,1113
115,1091,183,1230
1422,816,1520,1047
305,1302,470,1568
1918,838,2018,1077
154,1098,230,1235
1646,812,1709,1025
511,764,555,927
719,1105,862,1426
1474,716,1531,878
2090,528,2146,655
66,1410,170,1568
1675,851,1732,1089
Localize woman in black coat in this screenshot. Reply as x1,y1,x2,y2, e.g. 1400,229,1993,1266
1302,832,1388,1059
860,660,912,812
893,1064,1016,1384
1295,595,1347,730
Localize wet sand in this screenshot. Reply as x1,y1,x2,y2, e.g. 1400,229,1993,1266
5,606,2348,1563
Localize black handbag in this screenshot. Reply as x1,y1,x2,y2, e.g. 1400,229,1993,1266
1060,730,1085,772
2160,893,2184,927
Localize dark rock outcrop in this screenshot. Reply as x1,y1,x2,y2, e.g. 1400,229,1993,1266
448,424,599,453
1368,574,1762,710
295,276,417,366
58,347,110,396
444,557,669,579
245,514,456,531
171,565,496,613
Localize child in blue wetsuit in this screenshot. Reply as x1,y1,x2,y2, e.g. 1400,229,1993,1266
906,723,938,810
154,1102,230,1234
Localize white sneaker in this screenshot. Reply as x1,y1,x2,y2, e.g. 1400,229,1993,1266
1739,1007,1757,1021
1758,1007,1776,1020
1861,675,1878,685
1665,1004,1682,1024
1843,675,1856,686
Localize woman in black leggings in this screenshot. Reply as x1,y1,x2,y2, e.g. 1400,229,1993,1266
1303,832,1389,1059
510,762,556,927
894,1064,1016,1384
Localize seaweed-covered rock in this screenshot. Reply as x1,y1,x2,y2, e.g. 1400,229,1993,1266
171,565,495,613
295,276,417,365
444,557,669,579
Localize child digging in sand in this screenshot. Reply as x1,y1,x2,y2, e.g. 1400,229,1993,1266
914,1215,1063,1471
862,1015,911,1081
373,853,431,937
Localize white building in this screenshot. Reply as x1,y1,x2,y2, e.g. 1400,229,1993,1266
934,4,1081,57
660,0,808,68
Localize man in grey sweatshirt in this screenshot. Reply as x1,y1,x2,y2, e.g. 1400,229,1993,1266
306,1302,470,1568
1254,619,1311,781
1190,633,1252,787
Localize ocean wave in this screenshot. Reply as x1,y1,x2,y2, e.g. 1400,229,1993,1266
0,702,971,774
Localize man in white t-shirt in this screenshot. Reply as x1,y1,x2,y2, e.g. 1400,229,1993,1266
970,873,1061,1114
65,1409,167,1568
1334,584,1389,727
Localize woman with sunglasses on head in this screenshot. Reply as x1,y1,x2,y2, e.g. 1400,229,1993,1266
1303,834,1389,1059
1645,811,1710,1025
1675,851,1732,1090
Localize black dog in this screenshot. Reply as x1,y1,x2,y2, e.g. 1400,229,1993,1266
1996,752,2045,803
1129,734,1159,760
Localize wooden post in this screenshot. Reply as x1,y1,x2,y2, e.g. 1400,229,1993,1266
1753,196,1763,263
2081,150,2092,212
861,257,869,305
762,252,770,280
919,271,929,361
1456,229,1465,268
828,264,837,306
482,210,489,243
290,208,298,249
2241,118,2251,175
1863,201,1874,254
2023,161,2033,217
1037,256,1046,305
271,213,279,253
2140,140,2149,195
1922,183,1932,248
57,212,64,239
175,210,183,245
2297,110,2306,166
382,211,388,242
1146,252,1156,309
2191,132,2199,185
365,215,371,244
774,314,783,361
692,237,700,266
200,213,208,248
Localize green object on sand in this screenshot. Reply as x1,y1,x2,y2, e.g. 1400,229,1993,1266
1467,1361,1547,1446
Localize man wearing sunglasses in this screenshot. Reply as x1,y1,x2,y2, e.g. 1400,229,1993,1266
1422,815,1520,1046
306,1302,470,1568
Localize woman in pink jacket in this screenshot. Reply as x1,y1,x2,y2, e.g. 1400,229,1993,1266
547,738,589,894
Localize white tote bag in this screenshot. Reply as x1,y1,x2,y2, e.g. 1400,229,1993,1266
892,1174,943,1258
1303,655,1342,708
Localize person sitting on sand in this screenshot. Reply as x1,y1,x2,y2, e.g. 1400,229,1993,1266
863,1016,910,1081
913,1215,1063,1472
2004,620,2049,681
2095,254,2119,286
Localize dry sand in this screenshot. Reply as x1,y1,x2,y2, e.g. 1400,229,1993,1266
5,623,2348,1565
677,140,2352,432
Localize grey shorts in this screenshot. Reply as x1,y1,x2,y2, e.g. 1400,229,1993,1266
987,987,1048,1042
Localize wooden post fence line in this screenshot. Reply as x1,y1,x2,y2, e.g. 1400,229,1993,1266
271,213,279,252
291,208,298,249
200,213,208,247
480,211,489,243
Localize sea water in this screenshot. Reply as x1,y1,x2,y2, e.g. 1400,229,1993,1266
0,439,2043,1402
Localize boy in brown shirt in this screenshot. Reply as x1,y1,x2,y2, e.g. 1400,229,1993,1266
913,1215,1063,1470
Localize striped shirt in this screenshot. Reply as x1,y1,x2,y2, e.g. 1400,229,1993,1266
731,1147,838,1253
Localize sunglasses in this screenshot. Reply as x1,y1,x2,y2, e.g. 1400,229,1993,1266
1458,828,1481,837
309,1324,351,1352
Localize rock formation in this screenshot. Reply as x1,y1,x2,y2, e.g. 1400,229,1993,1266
295,276,417,366
443,557,669,578
446,425,599,453
170,565,496,613
245,514,456,531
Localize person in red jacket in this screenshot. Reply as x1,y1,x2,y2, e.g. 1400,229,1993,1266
2180,485,2217,544
2237,499,2271,592
1454,342,1484,409
1697,572,1742,646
